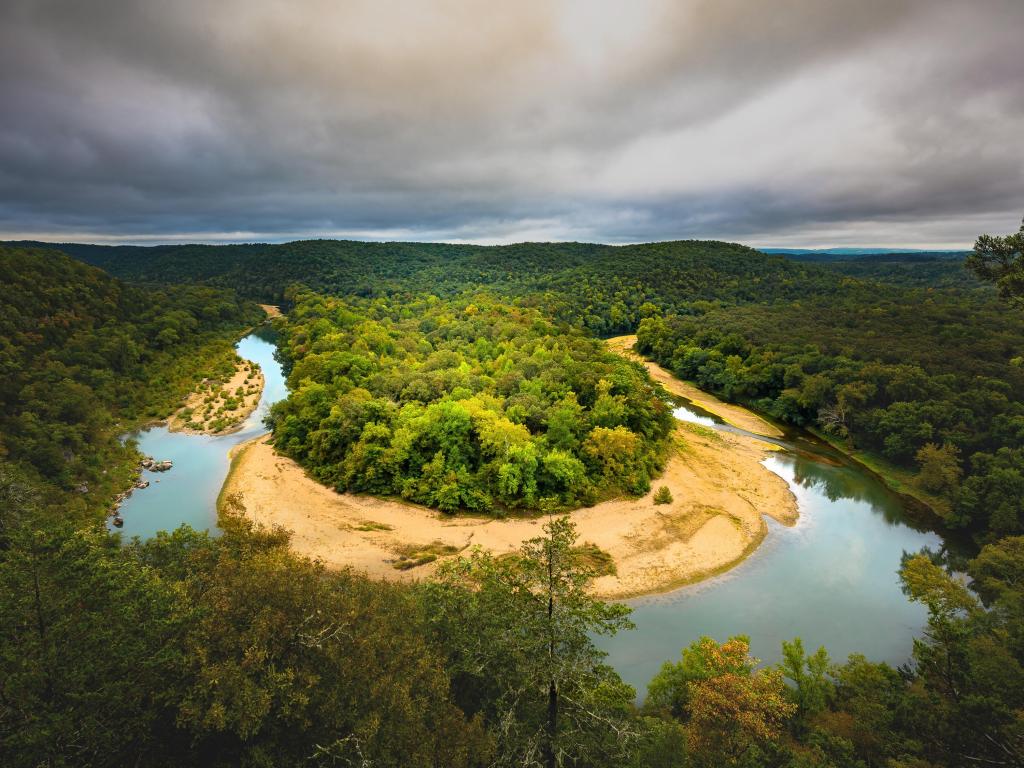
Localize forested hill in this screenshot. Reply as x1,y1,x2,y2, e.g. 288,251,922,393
8,239,845,335
0,246,262,521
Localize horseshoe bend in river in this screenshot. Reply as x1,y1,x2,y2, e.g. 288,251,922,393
114,328,942,693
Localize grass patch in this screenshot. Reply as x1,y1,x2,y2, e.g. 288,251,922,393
392,541,462,570
679,421,721,442
571,542,617,577
354,520,394,532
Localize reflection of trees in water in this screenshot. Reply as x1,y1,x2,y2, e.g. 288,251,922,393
782,455,909,525
250,324,279,344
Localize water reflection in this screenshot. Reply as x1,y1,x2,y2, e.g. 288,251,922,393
598,403,942,697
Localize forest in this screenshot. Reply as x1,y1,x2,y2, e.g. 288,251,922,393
1,225,1023,767
269,290,673,512
21,236,1023,541
633,280,1024,542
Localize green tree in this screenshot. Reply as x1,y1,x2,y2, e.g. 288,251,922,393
778,637,831,734
966,216,1024,304
646,636,796,767
422,516,635,767
915,441,962,496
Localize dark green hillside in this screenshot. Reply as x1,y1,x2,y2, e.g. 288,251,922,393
0,247,262,520
10,238,846,335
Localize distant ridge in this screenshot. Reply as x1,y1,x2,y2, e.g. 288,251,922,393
760,247,969,263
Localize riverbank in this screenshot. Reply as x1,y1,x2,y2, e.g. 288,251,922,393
167,358,265,435
609,336,948,525
219,336,798,598
606,335,784,437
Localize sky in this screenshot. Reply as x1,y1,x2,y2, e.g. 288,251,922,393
1,0,1022,249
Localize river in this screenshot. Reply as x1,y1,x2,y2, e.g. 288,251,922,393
599,399,941,693
115,330,943,695
112,327,288,540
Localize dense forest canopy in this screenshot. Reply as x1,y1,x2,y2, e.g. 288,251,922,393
6,238,859,336
270,290,673,513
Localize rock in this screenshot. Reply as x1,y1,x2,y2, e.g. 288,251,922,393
111,516,124,528
76,482,89,494
151,460,173,472
141,458,155,470
135,479,150,489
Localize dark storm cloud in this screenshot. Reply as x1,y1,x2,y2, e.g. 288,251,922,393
0,0,1021,246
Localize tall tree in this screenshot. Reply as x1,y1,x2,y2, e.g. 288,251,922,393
422,516,635,767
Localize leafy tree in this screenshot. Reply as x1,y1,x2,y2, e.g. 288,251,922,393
966,216,1024,304
779,637,831,734
421,516,635,767
915,442,962,496
646,636,796,767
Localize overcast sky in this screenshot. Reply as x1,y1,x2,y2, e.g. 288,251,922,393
1,0,1021,248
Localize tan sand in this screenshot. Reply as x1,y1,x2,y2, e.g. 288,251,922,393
220,342,797,598
259,304,283,318
169,359,264,436
606,335,784,438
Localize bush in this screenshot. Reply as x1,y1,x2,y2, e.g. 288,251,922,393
654,486,673,505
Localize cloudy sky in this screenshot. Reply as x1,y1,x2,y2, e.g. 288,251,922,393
1,0,1021,248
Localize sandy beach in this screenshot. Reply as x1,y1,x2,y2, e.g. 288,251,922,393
220,339,797,598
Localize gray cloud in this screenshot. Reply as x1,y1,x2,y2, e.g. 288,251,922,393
0,0,1021,247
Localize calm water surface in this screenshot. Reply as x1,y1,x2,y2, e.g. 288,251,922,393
599,399,941,694
111,329,287,540
116,336,943,695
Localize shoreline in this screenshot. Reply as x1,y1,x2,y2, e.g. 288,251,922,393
605,335,785,438
219,337,799,599
610,335,948,527
167,359,265,436
166,305,281,436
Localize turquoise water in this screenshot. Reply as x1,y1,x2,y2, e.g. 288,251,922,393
599,398,942,695
111,328,288,540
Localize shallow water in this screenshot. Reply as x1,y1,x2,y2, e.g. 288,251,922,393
599,395,941,695
111,328,288,540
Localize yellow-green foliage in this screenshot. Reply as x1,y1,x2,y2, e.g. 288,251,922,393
270,292,674,515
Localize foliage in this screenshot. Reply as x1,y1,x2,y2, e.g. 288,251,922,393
646,635,796,767
653,485,673,505
269,291,673,513
420,516,635,767
634,279,1024,542
0,504,490,767
966,217,1024,305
